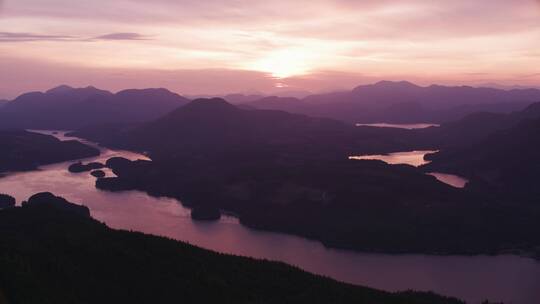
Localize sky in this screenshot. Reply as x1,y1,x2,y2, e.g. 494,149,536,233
0,0,539,99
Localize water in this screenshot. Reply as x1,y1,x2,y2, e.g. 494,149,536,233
349,150,437,167
1,131,538,304
356,123,439,129
428,173,469,188
349,150,470,188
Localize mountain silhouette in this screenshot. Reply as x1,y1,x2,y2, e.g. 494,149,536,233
0,86,190,129
246,81,540,124
415,101,540,148
422,102,540,199
72,98,428,160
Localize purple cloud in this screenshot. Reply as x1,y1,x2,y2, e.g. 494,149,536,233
93,32,150,41
0,32,75,42
0,32,150,43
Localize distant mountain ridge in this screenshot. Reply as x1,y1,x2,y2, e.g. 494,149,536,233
414,101,540,149
0,85,190,129
5,81,540,129
421,102,540,200
246,81,540,124
71,98,431,160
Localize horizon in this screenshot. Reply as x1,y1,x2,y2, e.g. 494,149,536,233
3,80,540,101
1,0,540,99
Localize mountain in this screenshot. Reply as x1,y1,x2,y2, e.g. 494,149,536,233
422,111,540,201
222,93,266,104
0,193,464,304
393,103,540,197
70,98,432,160
246,81,540,124
0,130,99,173
412,101,540,149
0,86,190,129
0,99,9,108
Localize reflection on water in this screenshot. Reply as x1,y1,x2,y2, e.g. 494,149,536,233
356,123,439,129
428,173,469,188
349,150,469,188
0,131,537,304
349,150,437,167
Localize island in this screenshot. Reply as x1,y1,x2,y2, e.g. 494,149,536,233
68,161,105,173
90,170,106,178
0,130,100,174
0,194,15,209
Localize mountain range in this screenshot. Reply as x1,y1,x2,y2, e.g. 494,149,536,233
0,85,190,129
421,102,540,201
70,98,431,160
3,81,540,131
245,81,540,124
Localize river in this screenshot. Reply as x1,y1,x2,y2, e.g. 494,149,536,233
0,131,538,304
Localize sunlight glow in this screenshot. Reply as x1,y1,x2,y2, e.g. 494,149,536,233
250,49,315,78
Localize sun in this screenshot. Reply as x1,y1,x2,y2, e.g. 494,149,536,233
250,49,313,79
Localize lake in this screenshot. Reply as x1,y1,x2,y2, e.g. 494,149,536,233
349,150,437,167
350,150,470,188
356,123,439,129
0,131,538,304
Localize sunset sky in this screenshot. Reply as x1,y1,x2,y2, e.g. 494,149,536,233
1,0,539,98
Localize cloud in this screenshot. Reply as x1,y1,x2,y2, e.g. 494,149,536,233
1,0,539,87
0,32,75,42
0,31,150,43
93,32,150,41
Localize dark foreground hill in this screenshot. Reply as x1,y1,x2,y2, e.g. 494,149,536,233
247,81,540,124
0,85,190,129
0,130,99,173
0,193,463,304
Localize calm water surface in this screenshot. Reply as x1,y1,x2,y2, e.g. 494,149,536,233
1,131,539,304
356,123,439,129
428,173,469,188
350,150,470,188
350,150,437,167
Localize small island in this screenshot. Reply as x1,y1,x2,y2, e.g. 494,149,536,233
68,162,105,173
90,170,106,178
0,193,15,209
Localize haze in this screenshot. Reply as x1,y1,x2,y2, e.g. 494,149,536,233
1,0,539,98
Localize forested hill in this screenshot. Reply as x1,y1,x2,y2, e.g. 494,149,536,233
0,193,464,304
